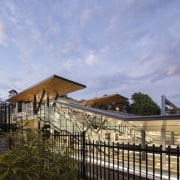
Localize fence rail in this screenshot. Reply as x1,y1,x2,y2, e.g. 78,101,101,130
50,131,180,180
3,130,180,180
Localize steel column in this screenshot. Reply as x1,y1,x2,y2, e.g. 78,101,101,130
36,90,46,114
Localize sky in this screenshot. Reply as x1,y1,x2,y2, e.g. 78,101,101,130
0,0,180,107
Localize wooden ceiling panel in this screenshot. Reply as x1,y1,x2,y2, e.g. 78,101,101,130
79,94,128,107
7,75,86,103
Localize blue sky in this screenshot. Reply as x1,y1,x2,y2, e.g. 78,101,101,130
0,0,180,107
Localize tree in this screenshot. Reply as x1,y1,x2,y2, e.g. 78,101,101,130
129,92,161,116
8,89,18,97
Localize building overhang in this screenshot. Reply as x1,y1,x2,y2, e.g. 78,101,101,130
79,94,128,107
125,114,180,132
6,75,86,103
55,100,180,132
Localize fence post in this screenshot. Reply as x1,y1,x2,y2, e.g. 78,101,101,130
82,131,86,179
141,130,145,161
161,128,166,166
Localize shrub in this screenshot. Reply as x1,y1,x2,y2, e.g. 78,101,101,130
0,129,78,180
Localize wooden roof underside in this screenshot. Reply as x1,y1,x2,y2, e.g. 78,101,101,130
79,94,128,107
7,75,86,103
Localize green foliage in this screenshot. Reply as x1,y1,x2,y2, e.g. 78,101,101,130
0,129,78,180
8,89,18,97
129,92,161,116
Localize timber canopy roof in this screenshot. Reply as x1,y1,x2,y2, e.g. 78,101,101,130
7,75,86,103
79,94,128,107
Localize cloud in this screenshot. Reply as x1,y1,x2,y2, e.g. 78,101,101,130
138,54,151,65
166,65,180,76
85,53,98,66
105,16,118,34
0,0,180,107
0,21,7,46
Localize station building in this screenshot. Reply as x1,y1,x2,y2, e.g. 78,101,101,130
2,74,180,147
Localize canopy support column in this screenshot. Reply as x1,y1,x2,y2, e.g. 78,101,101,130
36,90,46,114
33,95,37,114
47,97,49,107
52,94,59,107
161,95,166,115
171,132,174,145
141,130,145,161
161,128,166,165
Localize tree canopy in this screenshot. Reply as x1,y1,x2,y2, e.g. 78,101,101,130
129,92,161,116
94,92,160,116
8,89,18,97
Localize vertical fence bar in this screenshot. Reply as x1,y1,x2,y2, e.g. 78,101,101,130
127,143,130,180
177,146,179,180
160,145,163,179
86,136,89,179
133,143,135,179
167,146,171,180
82,131,86,179
89,140,92,179
152,144,155,180
100,141,102,179
146,144,148,179
113,142,115,180
81,132,84,178
73,133,79,179
93,140,95,178
72,134,75,175
96,141,98,179
104,141,106,180
117,143,120,180
108,141,110,180
168,145,171,180
122,143,124,180
139,144,142,180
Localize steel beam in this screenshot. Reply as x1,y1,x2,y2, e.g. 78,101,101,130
52,94,59,107
36,90,46,114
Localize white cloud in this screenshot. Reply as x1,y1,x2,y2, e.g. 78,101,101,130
0,21,7,46
85,53,98,66
166,65,180,76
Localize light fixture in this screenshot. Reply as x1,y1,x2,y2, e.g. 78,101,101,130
115,106,120,111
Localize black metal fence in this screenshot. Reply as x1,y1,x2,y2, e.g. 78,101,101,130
0,102,14,133
52,131,180,180
2,129,180,180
